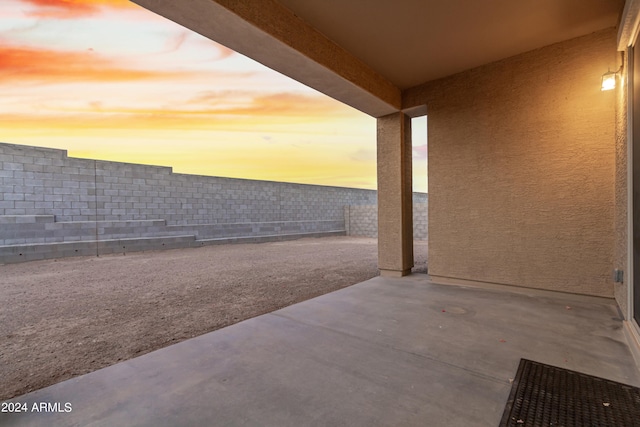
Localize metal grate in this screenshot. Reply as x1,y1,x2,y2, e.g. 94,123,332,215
499,359,640,427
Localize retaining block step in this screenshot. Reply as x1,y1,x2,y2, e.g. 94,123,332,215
0,215,55,224
194,230,346,246
0,219,191,245
0,231,346,264
0,215,347,263
53,219,167,227
0,219,345,245
168,220,345,239
0,235,196,264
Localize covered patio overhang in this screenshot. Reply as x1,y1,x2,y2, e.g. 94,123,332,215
4,0,634,423
129,0,638,323
130,0,625,285
129,0,640,370
5,1,640,425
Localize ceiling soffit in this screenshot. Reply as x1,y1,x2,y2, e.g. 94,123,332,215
278,0,625,90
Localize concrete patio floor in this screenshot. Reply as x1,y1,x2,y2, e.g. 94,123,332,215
2,274,639,427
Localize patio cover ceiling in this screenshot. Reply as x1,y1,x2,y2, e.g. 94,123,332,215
131,0,623,117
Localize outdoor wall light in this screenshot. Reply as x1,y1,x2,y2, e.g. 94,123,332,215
601,68,619,91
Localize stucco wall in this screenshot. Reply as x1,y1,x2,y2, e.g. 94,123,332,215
406,28,618,297
614,50,629,315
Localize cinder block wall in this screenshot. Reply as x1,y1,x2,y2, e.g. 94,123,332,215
0,142,384,224
404,28,617,297
344,199,428,239
0,144,96,219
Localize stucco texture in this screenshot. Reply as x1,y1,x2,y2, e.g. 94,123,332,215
377,113,414,275
614,49,629,314
409,28,618,297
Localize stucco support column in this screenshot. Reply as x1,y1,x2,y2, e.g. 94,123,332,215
377,112,414,277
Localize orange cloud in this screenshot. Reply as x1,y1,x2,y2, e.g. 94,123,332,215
188,92,347,117
0,103,345,133
21,0,136,18
0,89,359,138
0,44,184,82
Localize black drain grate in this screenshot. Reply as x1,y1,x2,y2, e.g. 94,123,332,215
499,359,640,427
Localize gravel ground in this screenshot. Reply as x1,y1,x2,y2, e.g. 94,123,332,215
0,236,428,401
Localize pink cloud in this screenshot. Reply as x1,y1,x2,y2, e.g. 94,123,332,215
413,143,427,160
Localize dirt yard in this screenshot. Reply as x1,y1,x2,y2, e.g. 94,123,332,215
0,236,428,401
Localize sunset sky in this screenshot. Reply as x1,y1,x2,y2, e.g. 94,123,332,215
0,0,428,191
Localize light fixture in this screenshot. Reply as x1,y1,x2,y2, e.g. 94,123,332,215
601,68,618,91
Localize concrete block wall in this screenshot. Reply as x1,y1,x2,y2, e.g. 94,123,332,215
413,202,428,240
0,142,429,263
344,205,376,237
344,198,428,240
0,142,379,224
0,144,97,220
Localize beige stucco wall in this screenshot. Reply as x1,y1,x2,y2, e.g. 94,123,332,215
377,112,414,276
405,28,618,297
614,49,629,313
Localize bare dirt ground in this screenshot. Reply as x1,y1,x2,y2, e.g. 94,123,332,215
0,236,428,401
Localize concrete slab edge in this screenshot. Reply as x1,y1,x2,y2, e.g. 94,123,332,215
623,320,640,373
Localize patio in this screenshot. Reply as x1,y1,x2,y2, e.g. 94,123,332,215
2,274,638,426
